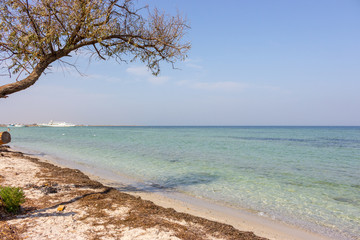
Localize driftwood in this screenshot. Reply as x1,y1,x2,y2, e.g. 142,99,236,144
0,131,11,144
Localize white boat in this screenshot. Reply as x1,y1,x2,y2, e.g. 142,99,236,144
38,120,76,127
8,124,26,127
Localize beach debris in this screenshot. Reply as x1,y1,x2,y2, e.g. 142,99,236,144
0,131,11,145
57,205,65,212
0,222,20,240
26,183,59,194
41,186,58,194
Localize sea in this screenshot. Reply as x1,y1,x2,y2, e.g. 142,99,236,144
4,126,360,240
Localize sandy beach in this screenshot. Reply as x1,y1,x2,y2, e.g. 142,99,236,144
0,145,333,240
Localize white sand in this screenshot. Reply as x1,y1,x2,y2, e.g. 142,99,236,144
0,152,182,239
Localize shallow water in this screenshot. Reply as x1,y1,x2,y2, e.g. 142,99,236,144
7,126,360,240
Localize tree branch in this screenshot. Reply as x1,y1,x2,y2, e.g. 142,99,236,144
21,0,46,56
0,50,69,98
92,44,106,60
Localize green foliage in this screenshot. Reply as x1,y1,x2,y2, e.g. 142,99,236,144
0,186,26,213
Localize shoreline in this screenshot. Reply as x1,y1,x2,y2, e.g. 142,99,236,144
2,145,336,240
96,176,334,240
1,145,265,240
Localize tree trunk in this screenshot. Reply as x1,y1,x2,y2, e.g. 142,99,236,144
0,59,52,98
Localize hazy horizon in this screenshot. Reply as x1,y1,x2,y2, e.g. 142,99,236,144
2,124,359,127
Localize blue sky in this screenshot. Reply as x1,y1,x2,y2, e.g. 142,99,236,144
1,0,360,126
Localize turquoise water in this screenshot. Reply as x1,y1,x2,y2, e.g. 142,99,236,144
5,126,360,240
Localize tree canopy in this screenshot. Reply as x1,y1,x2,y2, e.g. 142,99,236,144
0,0,190,98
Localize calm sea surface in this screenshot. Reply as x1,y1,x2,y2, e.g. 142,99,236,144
6,126,360,240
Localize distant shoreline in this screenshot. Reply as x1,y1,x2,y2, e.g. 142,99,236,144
2,124,359,128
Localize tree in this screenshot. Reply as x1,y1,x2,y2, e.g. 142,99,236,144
0,0,190,98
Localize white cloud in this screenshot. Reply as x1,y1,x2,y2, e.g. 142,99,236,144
175,80,190,86
126,66,170,85
186,63,203,69
81,73,125,83
175,78,290,94
184,58,204,70
176,80,247,92
148,76,170,85
126,66,149,76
